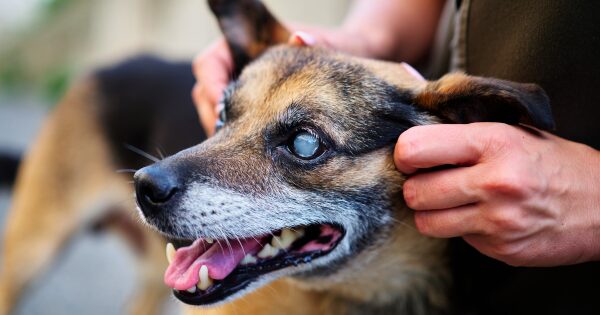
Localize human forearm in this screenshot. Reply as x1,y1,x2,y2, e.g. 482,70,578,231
339,0,445,63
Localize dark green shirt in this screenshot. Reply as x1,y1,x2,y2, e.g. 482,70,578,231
461,0,600,148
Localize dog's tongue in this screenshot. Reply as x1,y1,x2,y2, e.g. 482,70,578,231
164,238,263,290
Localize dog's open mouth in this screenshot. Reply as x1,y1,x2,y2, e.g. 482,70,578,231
164,223,344,305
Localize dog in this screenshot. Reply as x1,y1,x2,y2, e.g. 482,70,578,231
3,0,600,314
0,56,205,315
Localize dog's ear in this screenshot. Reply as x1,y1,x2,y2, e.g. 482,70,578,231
413,73,555,130
208,0,290,76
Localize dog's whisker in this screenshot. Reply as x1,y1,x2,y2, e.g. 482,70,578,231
115,168,138,174
215,238,225,255
234,235,246,257
124,143,160,163
395,219,416,231
155,147,166,160
249,234,262,247
113,196,136,205
217,226,235,258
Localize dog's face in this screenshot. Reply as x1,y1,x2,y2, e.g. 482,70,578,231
133,0,554,307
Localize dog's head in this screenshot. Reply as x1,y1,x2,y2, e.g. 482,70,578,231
133,0,554,307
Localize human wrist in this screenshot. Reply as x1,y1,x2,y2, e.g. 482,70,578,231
586,147,600,261
564,140,600,263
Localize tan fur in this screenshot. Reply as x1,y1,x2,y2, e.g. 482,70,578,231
414,72,472,110
0,79,169,315
356,59,428,92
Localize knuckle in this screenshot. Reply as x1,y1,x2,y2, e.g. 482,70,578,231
486,131,510,150
403,180,420,208
482,166,524,195
482,169,530,198
480,123,519,152
487,208,525,233
490,211,520,234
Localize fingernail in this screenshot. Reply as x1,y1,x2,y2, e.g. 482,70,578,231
401,62,425,81
288,31,317,47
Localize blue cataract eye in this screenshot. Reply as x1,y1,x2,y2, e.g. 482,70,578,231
293,132,320,158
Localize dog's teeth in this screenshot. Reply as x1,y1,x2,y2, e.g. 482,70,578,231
186,286,197,293
166,243,176,264
294,228,305,238
241,254,258,265
205,238,214,244
197,265,213,291
281,228,299,248
271,236,283,249
258,243,279,258
272,229,298,249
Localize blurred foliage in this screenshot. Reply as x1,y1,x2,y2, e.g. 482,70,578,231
0,58,26,91
0,0,74,103
42,0,72,17
43,64,71,101
0,53,72,103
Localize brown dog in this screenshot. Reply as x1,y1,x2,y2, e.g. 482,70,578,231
5,0,599,315
0,57,205,314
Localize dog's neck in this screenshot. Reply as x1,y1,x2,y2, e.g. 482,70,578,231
309,215,450,315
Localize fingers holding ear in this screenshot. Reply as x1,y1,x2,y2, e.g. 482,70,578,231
403,166,481,211
192,39,234,136
394,124,489,174
288,31,317,46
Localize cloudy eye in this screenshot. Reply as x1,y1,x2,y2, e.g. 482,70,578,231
288,131,324,160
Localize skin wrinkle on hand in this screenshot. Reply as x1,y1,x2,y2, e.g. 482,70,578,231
395,122,600,266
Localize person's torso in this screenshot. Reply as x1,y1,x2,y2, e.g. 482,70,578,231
456,0,600,148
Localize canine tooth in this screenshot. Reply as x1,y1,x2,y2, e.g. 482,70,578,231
272,229,298,249
271,236,283,249
186,286,197,293
280,229,298,248
197,265,213,291
205,238,214,244
258,243,279,258
241,254,258,265
166,243,176,264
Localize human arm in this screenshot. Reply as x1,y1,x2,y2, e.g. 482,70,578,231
192,0,446,135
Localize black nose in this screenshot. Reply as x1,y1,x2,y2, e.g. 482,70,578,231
134,165,179,217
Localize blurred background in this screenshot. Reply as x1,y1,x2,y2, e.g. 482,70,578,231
0,0,350,314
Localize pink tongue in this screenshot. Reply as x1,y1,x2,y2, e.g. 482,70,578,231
164,238,263,290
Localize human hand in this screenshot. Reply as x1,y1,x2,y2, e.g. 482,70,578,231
192,39,233,136
192,26,385,136
394,122,600,266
